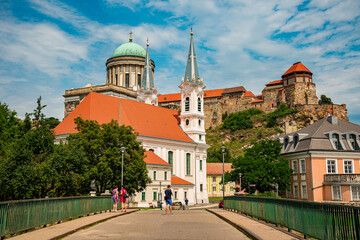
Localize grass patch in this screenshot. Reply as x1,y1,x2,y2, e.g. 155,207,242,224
209,197,223,201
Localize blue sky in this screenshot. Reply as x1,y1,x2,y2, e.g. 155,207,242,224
0,0,359,124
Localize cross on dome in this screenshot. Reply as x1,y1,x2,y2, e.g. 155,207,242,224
129,30,133,42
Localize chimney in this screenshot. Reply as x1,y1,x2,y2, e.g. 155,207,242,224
328,115,338,125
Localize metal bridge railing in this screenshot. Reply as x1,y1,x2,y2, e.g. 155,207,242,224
0,196,113,237
224,196,360,240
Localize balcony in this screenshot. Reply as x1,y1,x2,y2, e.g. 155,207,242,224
324,174,360,183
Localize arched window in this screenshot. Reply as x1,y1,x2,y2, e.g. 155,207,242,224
198,98,201,111
185,97,190,111
332,133,342,150
149,149,154,152
186,119,189,126
186,153,191,175
168,151,173,174
198,119,201,126
293,135,299,148
284,137,289,149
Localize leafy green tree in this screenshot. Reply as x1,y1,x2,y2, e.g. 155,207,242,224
0,97,55,200
222,109,263,131
66,117,151,195
229,140,292,193
0,102,20,156
318,94,333,105
207,146,232,163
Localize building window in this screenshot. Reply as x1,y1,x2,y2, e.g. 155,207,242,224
186,153,191,175
200,184,203,192
198,98,201,111
164,171,167,180
142,192,146,201
292,160,298,174
168,151,173,174
332,186,341,200
332,133,342,150
300,159,306,173
293,184,299,199
301,183,307,199
111,68,113,83
213,177,216,183
138,74,141,87
175,191,178,200
186,119,189,126
351,186,360,201
293,135,299,148
125,73,129,87
284,137,289,149
153,192,157,201
198,119,201,126
199,135,202,141
212,186,216,192
327,159,337,173
344,160,353,174
153,171,156,180
185,97,190,111
200,160,203,171
149,149,154,152
230,186,233,191
115,74,118,85
349,134,358,150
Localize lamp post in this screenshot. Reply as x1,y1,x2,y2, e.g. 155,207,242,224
275,183,279,196
120,146,125,188
159,181,162,210
221,145,226,200
239,173,242,192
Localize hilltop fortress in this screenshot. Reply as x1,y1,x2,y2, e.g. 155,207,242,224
63,34,348,134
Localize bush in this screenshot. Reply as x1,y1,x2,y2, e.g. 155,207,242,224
222,109,263,131
265,103,297,128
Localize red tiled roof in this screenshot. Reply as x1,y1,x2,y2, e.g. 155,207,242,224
158,93,181,103
222,86,246,94
207,163,232,175
243,91,256,98
171,176,193,185
266,80,283,86
143,151,171,166
252,99,264,103
158,89,225,103
282,62,312,77
54,92,194,143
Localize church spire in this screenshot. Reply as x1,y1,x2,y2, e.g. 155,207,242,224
184,26,200,83
141,38,154,91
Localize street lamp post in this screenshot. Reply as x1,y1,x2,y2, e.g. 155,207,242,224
239,173,242,192
221,145,226,200
159,181,162,210
120,146,125,188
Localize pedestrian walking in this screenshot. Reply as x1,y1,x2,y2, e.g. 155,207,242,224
164,185,173,215
120,185,128,212
112,185,119,212
185,198,189,207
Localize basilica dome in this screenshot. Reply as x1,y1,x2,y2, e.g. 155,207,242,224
112,40,146,58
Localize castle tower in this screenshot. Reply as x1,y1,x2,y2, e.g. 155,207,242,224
179,28,206,143
282,62,318,107
137,39,158,105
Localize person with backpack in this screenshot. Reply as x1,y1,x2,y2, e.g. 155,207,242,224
120,185,128,212
164,185,173,215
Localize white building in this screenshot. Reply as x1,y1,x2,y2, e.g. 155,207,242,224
54,30,209,206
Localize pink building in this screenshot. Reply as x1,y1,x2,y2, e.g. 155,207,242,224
278,115,360,202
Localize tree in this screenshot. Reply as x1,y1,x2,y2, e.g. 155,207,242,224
207,146,232,163
0,102,20,156
222,109,263,131
229,139,292,193
0,97,55,200
66,117,151,195
318,94,333,105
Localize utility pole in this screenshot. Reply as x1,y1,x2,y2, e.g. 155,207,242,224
120,146,125,188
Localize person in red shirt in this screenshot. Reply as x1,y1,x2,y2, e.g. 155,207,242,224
120,185,127,212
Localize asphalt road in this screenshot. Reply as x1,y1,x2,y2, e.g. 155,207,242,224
65,209,249,240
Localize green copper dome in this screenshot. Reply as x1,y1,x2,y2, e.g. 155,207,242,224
112,40,146,58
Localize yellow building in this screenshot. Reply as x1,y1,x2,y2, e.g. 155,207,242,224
207,163,236,197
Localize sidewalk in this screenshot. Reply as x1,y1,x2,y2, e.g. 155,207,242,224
207,209,301,240
10,209,138,240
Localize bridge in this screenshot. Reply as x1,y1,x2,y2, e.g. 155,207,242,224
1,196,360,239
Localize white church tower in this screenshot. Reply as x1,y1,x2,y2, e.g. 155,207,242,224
179,28,206,144
137,39,158,105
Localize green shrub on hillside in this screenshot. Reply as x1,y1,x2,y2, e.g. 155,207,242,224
265,103,297,128
222,109,263,131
